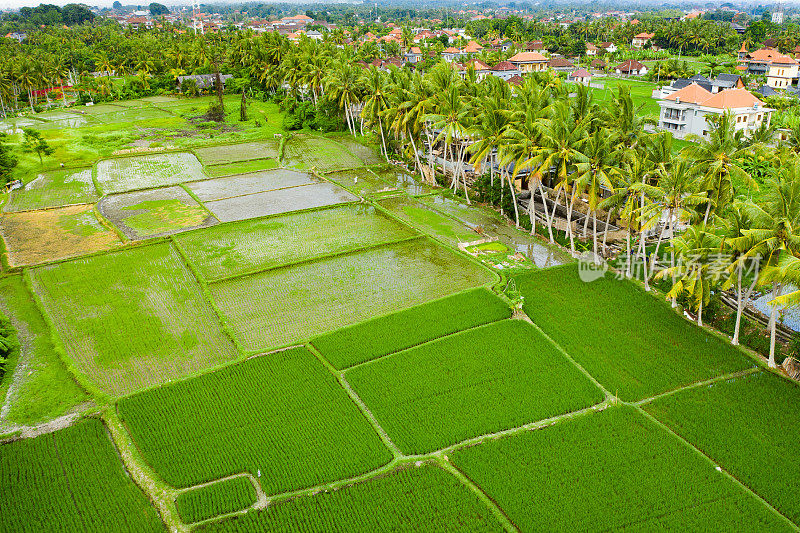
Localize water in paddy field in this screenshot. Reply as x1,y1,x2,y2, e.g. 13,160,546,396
384,170,435,196
424,195,572,268
749,285,800,332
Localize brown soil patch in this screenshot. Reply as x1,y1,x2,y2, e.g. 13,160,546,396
0,205,122,267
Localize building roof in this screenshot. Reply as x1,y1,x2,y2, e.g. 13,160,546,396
591,58,607,67
506,75,523,86
585,43,599,51
508,51,547,62
569,68,591,78
746,48,798,65
410,47,422,54
492,61,517,71
756,85,778,97
633,32,655,39
616,59,646,72
738,43,748,53
443,47,461,54
665,83,713,104
712,73,743,88
702,88,765,109
548,57,575,68
465,58,491,70
463,40,483,53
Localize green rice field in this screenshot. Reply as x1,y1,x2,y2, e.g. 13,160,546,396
175,204,417,281
29,243,238,397
118,348,392,494
208,238,496,352
199,466,504,532
175,476,257,524
515,265,755,401
4,168,98,212
645,371,800,524
0,418,163,532
347,320,604,454
452,405,791,531
1,93,797,533
312,287,512,369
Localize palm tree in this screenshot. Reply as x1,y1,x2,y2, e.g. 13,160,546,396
530,101,590,254
574,128,622,262
634,159,706,281
657,225,721,326
729,157,800,367
683,111,754,224
426,85,472,202
361,66,390,162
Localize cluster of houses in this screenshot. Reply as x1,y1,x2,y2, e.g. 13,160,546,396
737,45,799,89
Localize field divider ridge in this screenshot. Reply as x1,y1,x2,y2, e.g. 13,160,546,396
634,404,800,531
104,408,187,533
634,367,761,407
177,183,221,224
516,311,614,400
437,458,518,532
169,236,248,358
305,342,403,459
339,316,517,373
206,234,425,286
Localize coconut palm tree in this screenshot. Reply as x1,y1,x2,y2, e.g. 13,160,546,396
729,156,800,367
657,225,721,326
683,111,754,224
361,66,391,162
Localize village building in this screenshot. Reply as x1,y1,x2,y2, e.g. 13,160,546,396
657,83,773,139
615,59,648,76
567,68,592,84
508,51,548,73
490,61,521,81
631,32,655,49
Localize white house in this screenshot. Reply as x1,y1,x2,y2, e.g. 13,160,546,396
507,51,548,73
631,32,654,49
657,83,773,139
490,61,520,81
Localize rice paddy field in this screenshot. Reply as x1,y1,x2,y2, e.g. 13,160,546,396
95,153,208,194
1,94,798,533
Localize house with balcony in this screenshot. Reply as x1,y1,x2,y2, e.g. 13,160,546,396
657,83,773,139
631,32,654,49
508,51,548,73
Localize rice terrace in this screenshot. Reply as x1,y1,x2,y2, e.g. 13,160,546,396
2,10,800,531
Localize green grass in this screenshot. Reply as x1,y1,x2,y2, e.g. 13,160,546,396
312,287,511,369
198,465,504,532
590,78,661,118
176,204,417,282
379,197,478,246
645,371,800,525
118,347,392,494
208,238,496,352
327,136,383,166
515,265,755,401
30,242,238,397
452,405,789,531
0,418,164,532
284,136,364,171
95,153,208,194
0,275,87,425
204,159,278,177
347,320,604,454
4,168,98,212
175,476,257,524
